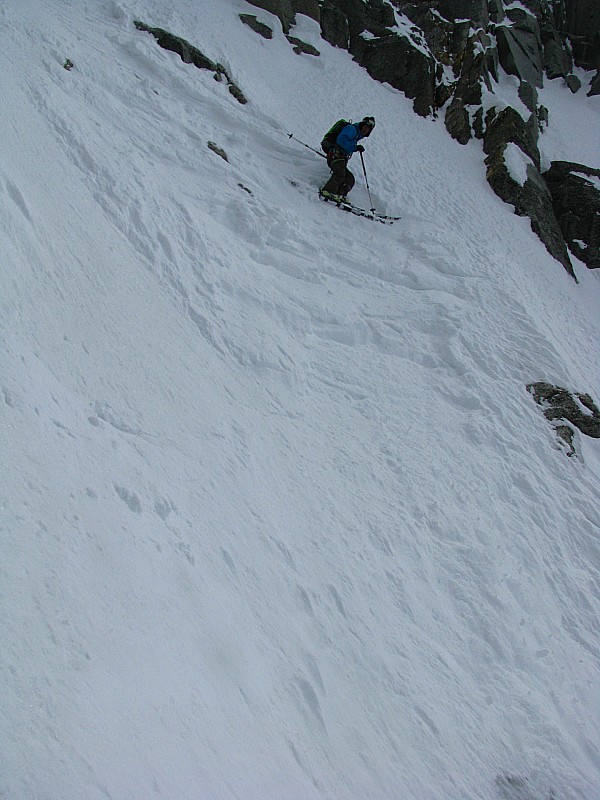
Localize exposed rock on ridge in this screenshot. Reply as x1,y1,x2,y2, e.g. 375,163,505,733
544,162,600,269
528,382,600,456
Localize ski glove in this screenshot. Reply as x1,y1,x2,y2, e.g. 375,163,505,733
356,145,365,153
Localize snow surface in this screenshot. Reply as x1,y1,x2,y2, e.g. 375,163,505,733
2,1,600,799
503,143,533,187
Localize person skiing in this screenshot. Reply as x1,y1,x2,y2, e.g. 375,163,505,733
320,116,375,202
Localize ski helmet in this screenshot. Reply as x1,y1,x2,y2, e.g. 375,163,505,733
360,116,375,135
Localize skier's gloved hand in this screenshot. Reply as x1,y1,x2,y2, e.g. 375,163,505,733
356,145,365,153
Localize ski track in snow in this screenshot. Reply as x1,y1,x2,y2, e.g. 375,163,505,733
2,1,600,799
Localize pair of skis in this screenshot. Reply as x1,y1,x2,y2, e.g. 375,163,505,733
318,193,400,225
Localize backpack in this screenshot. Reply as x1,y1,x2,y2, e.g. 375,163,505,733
321,118,350,153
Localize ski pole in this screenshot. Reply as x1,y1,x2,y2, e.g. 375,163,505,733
360,151,376,213
287,133,326,158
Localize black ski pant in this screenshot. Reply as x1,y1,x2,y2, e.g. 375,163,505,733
321,150,355,197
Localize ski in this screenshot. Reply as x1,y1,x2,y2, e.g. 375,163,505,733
318,193,400,224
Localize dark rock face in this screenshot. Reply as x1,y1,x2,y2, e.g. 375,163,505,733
445,28,499,142
563,0,600,69
134,21,248,103
355,33,436,118
495,7,544,87
544,162,600,268
527,382,600,455
320,1,350,48
542,31,573,79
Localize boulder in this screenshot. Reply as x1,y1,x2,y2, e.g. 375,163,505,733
589,69,600,97
543,162,600,269
564,73,582,93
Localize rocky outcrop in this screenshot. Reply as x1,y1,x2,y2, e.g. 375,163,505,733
527,382,600,456
544,162,600,268
483,108,576,278
134,21,248,103
444,27,499,142
286,35,321,55
207,141,229,161
240,14,274,38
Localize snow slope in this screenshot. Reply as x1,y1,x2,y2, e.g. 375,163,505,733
2,1,599,798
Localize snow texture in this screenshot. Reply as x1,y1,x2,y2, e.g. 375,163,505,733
504,142,533,186
1,1,600,799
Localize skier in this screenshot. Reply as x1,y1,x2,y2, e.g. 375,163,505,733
320,116,375,202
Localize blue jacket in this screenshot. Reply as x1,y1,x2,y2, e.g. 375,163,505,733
335,123,365,156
